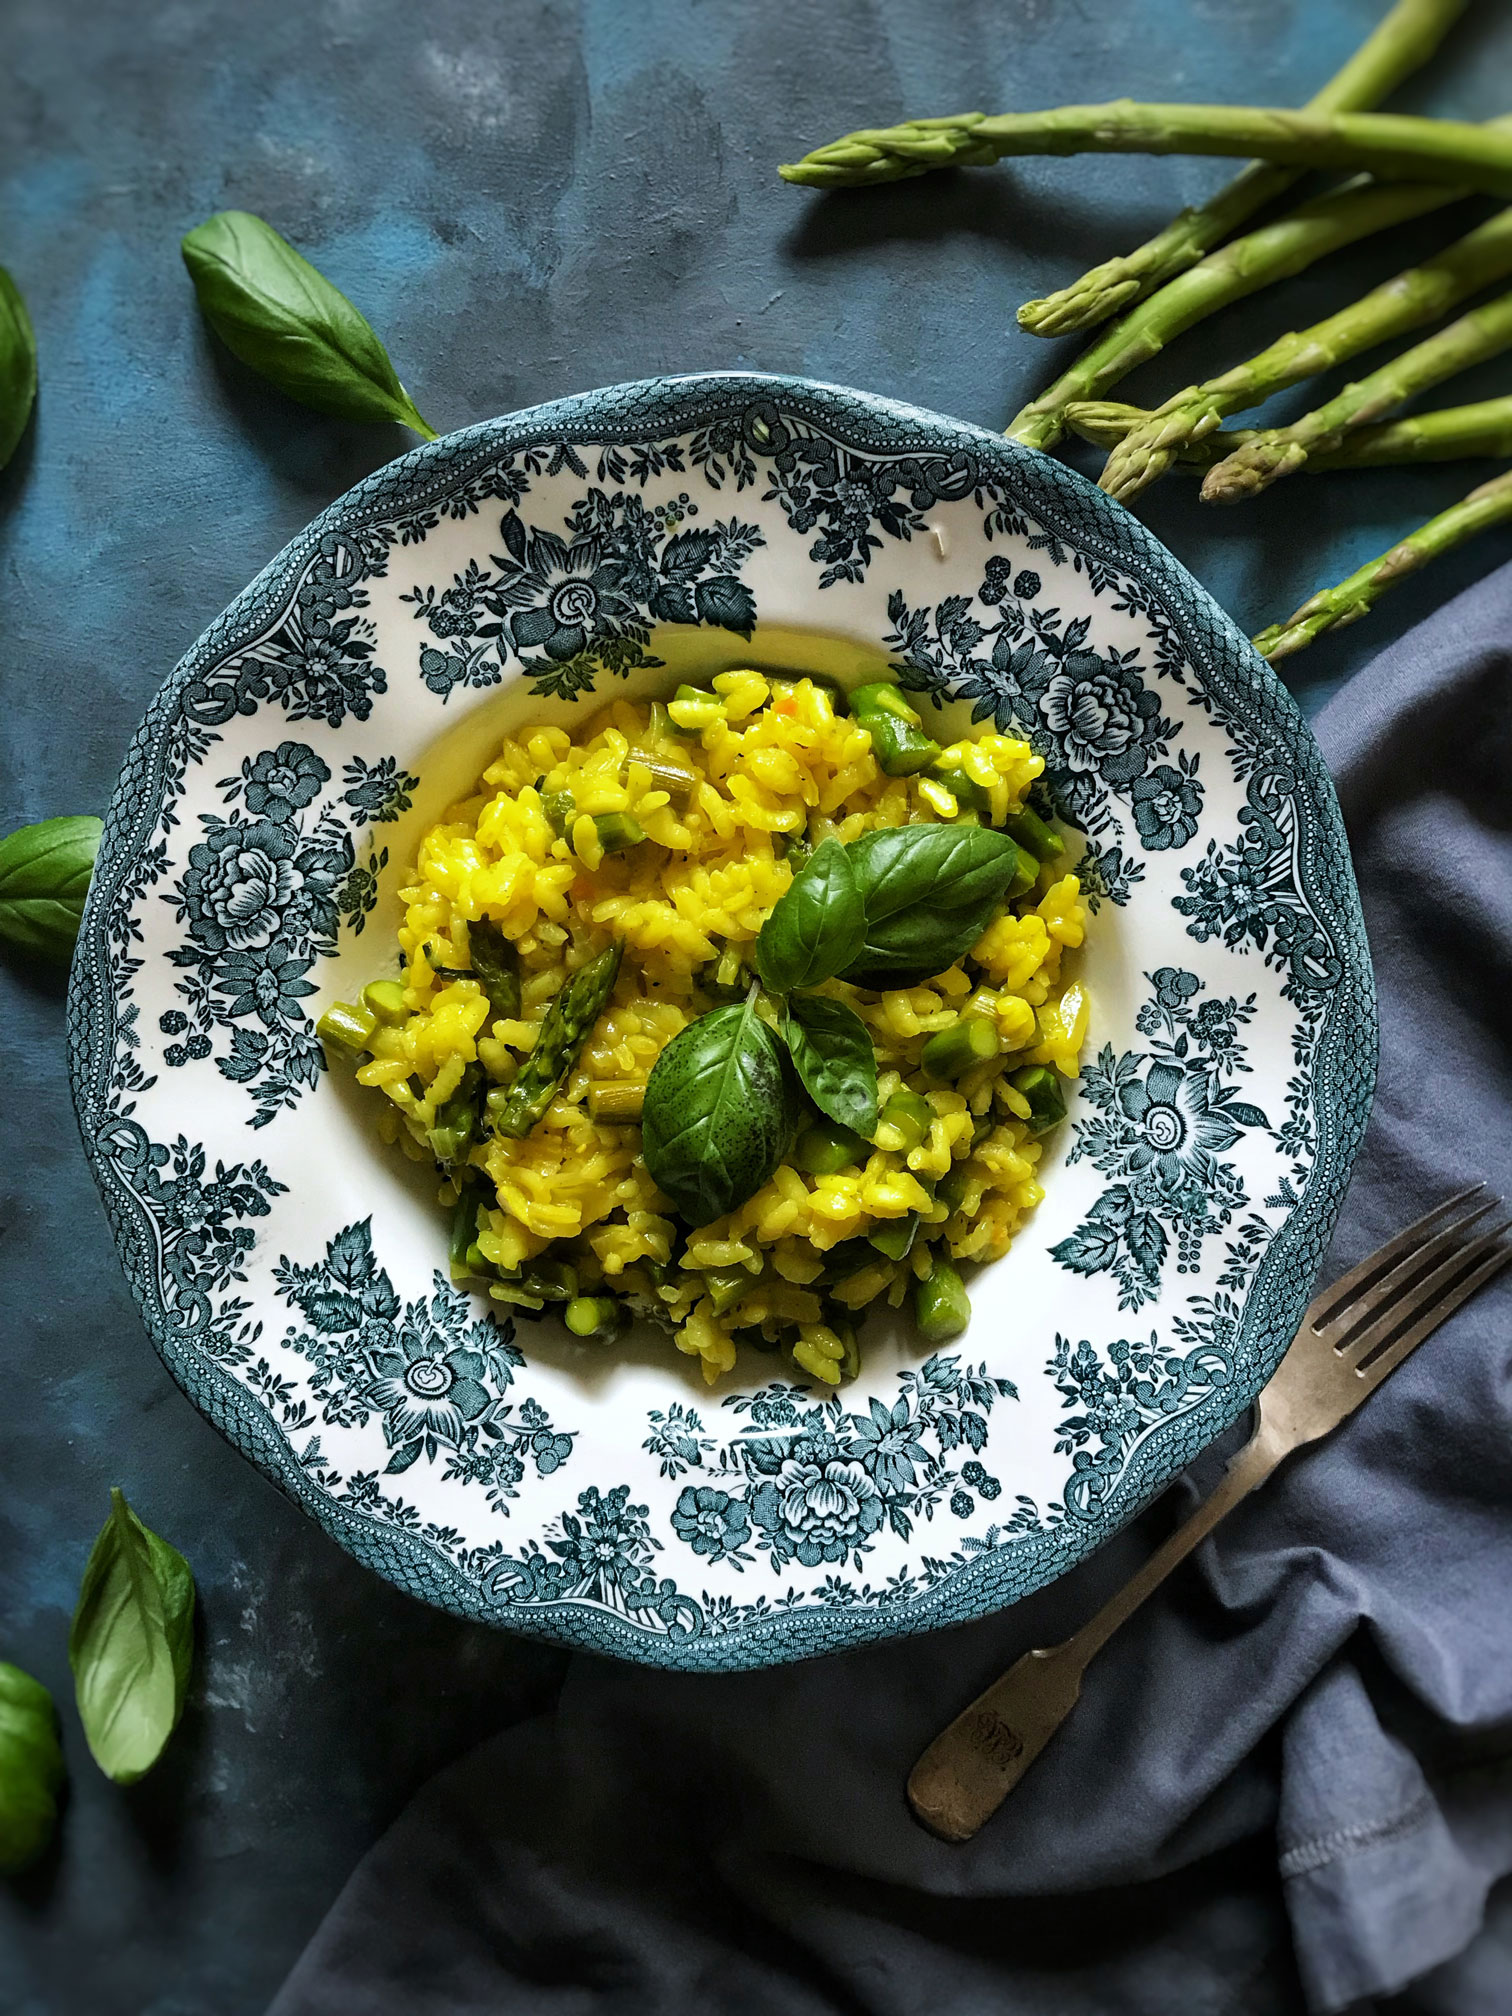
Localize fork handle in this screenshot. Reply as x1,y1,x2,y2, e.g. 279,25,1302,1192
907,1430,1281,1842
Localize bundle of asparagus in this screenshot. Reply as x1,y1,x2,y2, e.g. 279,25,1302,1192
779,0,1512,658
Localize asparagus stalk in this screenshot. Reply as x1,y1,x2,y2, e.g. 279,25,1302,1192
1203,288,1512,501
1068,394,1512,469
1099,200,1512,501
1252,469,1512,659
1018,0,1467,338
1006,173,1469,451
780,104,1512,195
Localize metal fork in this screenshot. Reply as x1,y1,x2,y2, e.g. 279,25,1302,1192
907,1185,1512,1844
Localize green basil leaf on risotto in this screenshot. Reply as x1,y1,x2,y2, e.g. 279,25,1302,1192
0,815,102,969
69,1490,195,1787
780,992,879,1138
0,1662,64,1875
181,211,436,436
754,838,865,995
641,995,793,1224
842,825,1029,984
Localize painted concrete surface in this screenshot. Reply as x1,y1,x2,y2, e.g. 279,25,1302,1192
3,2,1511,2009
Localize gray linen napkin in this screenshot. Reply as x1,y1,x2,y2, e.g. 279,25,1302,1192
269,565,1512,2016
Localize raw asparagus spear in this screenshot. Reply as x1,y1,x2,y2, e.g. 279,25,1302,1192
1068,394,1512,469
780,104,1512,195
1203,287,1512,501
1007,173,1469,451
1018,0,1466,338
490,942,623,1139
1252,469,1512,660
1099,200,1512,500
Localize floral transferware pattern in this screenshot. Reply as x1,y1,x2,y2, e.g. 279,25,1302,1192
68,375,1375,1671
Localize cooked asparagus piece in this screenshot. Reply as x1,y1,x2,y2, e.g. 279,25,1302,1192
868,1212,920,1262
466,920,522,1022
1002,807,1063,861
850,681,942,776
1203,286,1512,502
1010,1064,1068,1134
540,787,645,857
1069,393,1512,470
490,942,623,1139
317,1000,377,1051
667,685,723,733
921,1014,1000,1080
913,1254,972,1346
429,1062,485,1165
701,1266,753,1317
1252,469,1512,660
1100,200,1512,501
587,1082,644,1122
449,1186,484,1281
624,745,697,812
875,1087,934,1155
1017,0,1466,337
564,1294,629,1342
791,1119,870,1174
1006,173,1467,452
361,978,409,1026
781,104,1512,195
589,812,647,855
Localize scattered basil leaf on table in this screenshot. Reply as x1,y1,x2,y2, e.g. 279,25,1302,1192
181,211,437,438
0,815,102,969
841,825,1032,985
69,1490,195,1786
780,992,879,1137
754,838,865,995
641,994,794,1223
0,268,37,472
0,1662,64,1874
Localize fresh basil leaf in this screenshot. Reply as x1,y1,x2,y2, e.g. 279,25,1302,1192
0,268,37,472
781,993,878,1137
0,1663,64,1875
0,815,102,970
641,997,793,1224
755,838,865,996
181,212,436,437
842,825,1028,984
69,1490,195,1786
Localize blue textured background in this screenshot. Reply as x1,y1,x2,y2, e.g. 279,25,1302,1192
3,2,1511,2010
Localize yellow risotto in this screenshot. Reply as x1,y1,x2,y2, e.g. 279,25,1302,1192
319,669,1090,1386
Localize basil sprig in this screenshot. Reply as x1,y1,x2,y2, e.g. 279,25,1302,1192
181,212,437,437
69,1490,195,1786
0,815,102,970
842,825,1030,983
0,1662,64,1874
0,267,37,472
641,822,1033,1221
755,839,864,995
781,992,877,1138
641,993,796,1226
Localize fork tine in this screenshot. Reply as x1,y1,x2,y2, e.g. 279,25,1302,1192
1317,1197,1504,1349
1306,1183,1487,1333
1352,1237,1512,1391
1342,1220,1512,1367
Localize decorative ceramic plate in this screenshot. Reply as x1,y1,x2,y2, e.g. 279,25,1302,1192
68,373,1375,1670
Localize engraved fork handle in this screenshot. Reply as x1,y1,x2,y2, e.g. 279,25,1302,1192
907,1428,1282,1842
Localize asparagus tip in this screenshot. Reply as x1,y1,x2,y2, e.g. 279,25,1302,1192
1018,275,1141,338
